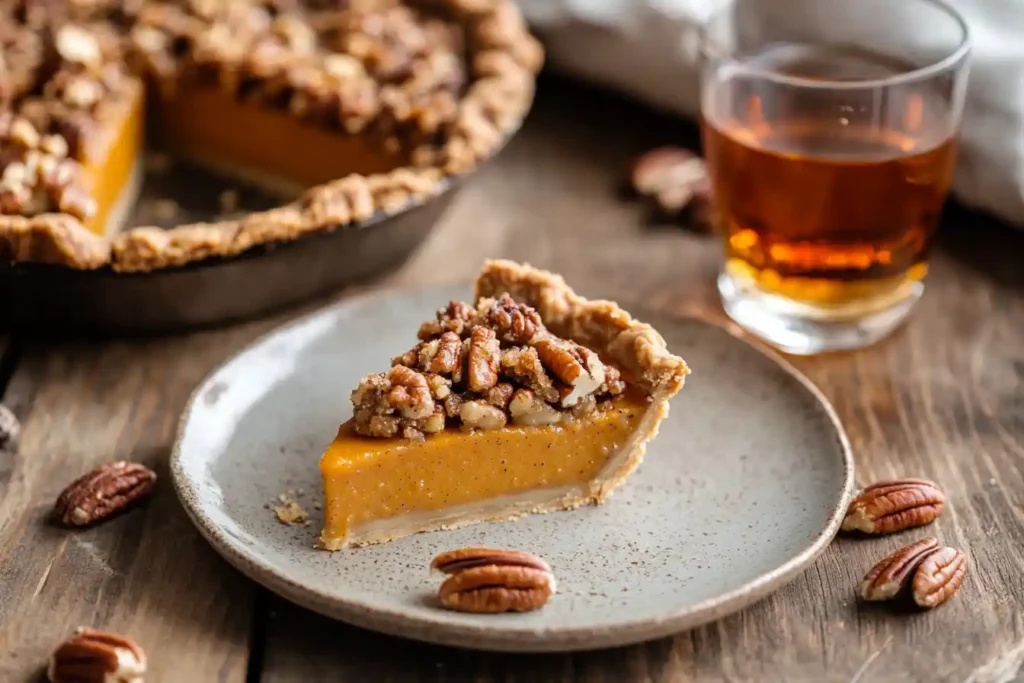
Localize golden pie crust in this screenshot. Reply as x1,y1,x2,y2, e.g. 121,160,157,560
319,260,689,549
0,1,542,273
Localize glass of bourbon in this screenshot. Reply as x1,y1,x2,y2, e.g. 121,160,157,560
700,0,970,354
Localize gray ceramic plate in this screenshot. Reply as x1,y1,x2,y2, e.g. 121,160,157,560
171,285,855,652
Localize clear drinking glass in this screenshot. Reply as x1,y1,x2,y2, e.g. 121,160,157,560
700,0,970,354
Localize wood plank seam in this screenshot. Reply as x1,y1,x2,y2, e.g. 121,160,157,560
245,588,270,683
0,336,22,401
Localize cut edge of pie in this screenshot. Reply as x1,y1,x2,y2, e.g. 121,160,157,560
323,398,672,549
319,260,689,550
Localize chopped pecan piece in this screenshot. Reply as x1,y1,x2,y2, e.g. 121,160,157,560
418,300,477,340
55,26,103,69
9,117,40,149
418,407,446,434
365,414,399,438
351,372,389,408
425,373,451,399
600,365,626,396
480,293,542,343
442,392,462,418
534,338,606,407
351,366,438,437
458,399,506,431
500,346,558,403
400,423,424,440
40,134,69,159
570,394,598,418
391,347,419,368
485,382,514,409
425,331,463,375
508,388,562,426
466,326,500,392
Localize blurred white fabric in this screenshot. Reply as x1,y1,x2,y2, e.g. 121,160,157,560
518,0,1024,226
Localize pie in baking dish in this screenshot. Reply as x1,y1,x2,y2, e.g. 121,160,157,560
0,0,541,272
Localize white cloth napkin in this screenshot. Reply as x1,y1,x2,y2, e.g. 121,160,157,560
518,0,1024,226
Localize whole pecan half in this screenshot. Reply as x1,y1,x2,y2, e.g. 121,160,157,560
0,403,19,451
859,537,939,601
48,627,146,683
438,565,556,614
482,293,542,344
912,546,968,608
431,547,552,575
385,365,434,420
842,478,945,534
53,462,157,527
534,338,605,407
466,326,501,392
426,331,463,375
629,146,713,232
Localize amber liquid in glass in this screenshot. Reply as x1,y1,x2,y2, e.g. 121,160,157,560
702,45,958,313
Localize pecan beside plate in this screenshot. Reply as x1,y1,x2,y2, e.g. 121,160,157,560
53,461,157,527
842,478,945,534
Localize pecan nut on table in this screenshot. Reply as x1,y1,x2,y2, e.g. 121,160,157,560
845,478,968,610
52,461,158,527
48,628,147,683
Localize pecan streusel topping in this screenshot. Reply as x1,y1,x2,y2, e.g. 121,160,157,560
351,294,627,439
132,0,468,145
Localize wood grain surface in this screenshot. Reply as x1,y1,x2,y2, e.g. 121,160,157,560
1,77,1022,683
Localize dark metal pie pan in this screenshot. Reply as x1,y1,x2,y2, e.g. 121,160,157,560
0,159,461,334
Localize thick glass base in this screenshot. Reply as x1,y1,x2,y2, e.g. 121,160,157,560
718,270,922,355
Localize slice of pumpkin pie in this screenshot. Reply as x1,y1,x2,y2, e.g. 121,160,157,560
319,260,689,550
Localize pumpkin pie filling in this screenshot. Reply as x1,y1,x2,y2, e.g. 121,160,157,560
321,394,649,549
155,87,408,196
319,260,689,550
82,80,146,236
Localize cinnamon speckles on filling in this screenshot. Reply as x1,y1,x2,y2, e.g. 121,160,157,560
351,293,627,439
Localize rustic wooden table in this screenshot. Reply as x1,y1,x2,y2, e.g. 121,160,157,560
1,78,1022,683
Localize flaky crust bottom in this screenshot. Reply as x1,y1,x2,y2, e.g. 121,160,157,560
320,399,670,550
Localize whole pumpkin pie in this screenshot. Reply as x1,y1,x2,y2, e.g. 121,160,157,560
320,260,690,550
0,0,541,271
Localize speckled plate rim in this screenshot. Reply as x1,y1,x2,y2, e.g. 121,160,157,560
170,284,856,652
